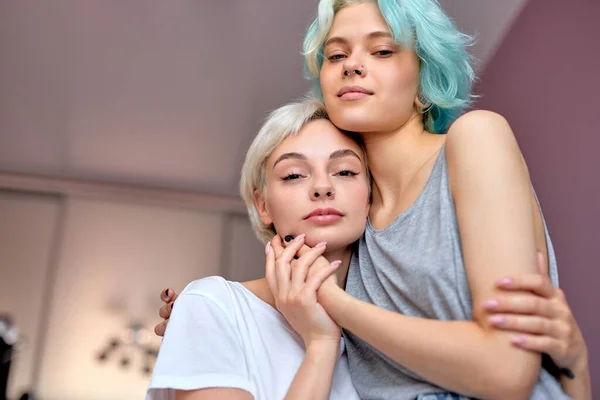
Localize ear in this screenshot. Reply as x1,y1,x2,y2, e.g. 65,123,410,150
415,93,427,110
253,190,273,226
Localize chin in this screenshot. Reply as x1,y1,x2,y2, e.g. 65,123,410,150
329,109,378,132
304,229,363,250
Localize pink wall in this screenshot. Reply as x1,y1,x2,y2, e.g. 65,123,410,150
476,0,600,388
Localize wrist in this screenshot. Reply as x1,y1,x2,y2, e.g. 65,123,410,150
317,283,351,324
305,338,341,357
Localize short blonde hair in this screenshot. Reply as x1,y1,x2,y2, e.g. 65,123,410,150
240,96,330,244
241,96,371,244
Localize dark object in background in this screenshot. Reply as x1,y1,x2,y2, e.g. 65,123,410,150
0,315,18,400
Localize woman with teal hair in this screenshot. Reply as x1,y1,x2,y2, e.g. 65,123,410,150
157,1,591,398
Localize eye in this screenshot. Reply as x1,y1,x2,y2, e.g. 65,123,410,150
335,170,359,177
374,50,393,57
282,173,304,181
327,53,346,62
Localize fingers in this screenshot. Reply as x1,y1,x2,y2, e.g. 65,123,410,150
154,320,167,337
291,242,327,292
276,234,313,259
488,314,563,336
509,334,566,359
265,241,278,298
159,302,174,319
275,234,306,297
483,293,555,318
495,272,555,298
304,260,342,294
160,288,178,303
271,234,285,258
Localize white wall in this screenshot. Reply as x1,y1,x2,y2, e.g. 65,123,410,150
0,192,265,400
0,192,61,399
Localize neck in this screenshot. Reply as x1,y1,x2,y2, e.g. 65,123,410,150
243,245,354,308
362,113,443,208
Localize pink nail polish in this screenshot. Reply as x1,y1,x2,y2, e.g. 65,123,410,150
294,234,306,242
265,242,271,255
511,336,526,345
489,315,506,325
483,299,499,309
331,260,342,267
315,241,327,248
498,278,513,286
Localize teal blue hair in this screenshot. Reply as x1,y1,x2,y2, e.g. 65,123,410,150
303,0,476,133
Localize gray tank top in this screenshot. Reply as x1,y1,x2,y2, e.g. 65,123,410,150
344,147,570,399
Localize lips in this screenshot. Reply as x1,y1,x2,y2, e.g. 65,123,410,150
304,208,345,220
337,86,373,98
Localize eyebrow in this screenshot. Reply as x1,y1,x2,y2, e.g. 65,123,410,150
324,31,393,48
272,148,362,169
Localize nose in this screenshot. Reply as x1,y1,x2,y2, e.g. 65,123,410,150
310,182,336,201
342,54,367,78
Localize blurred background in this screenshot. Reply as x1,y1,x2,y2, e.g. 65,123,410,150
0,1,598,399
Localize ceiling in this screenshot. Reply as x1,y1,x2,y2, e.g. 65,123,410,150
0,0,529,197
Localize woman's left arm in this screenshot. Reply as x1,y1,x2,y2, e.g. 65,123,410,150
317,111,544,400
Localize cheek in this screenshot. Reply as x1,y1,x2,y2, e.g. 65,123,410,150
345,184,370,216
380,67,419,104
319,68,337,98
266,191,303,232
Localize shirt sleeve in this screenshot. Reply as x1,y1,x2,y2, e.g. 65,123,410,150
146,286,254,400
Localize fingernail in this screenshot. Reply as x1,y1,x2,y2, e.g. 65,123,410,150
284,235,294,242
294,234,306,242
315,241,327,248
265,242,271,255
483,299,499,309
498,278,513,286
511,336,526,345
331,260,342,267
489,315,506,325
165,289,169,297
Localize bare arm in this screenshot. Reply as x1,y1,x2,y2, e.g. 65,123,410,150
318,111,544,399
269,235,342,400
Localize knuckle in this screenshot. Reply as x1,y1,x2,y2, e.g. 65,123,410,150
557,342,569,358
560,322,573,339
534,317,546,332
533,274,544,288
531,297,543,313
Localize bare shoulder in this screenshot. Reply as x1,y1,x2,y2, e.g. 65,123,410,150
445,110,521,164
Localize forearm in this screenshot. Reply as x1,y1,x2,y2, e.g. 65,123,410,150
320,286,539,400
560,354,592,400
285,340,340,400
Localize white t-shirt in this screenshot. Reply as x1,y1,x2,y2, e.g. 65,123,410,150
146,276,359,400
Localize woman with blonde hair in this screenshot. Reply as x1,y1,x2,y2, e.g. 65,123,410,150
147,97,370,399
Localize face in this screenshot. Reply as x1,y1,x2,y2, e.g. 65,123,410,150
254,119,370,250
319,2,424,133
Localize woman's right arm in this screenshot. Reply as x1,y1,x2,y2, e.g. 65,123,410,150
148,280,255,400
154,236,342,400
267,235,343,400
